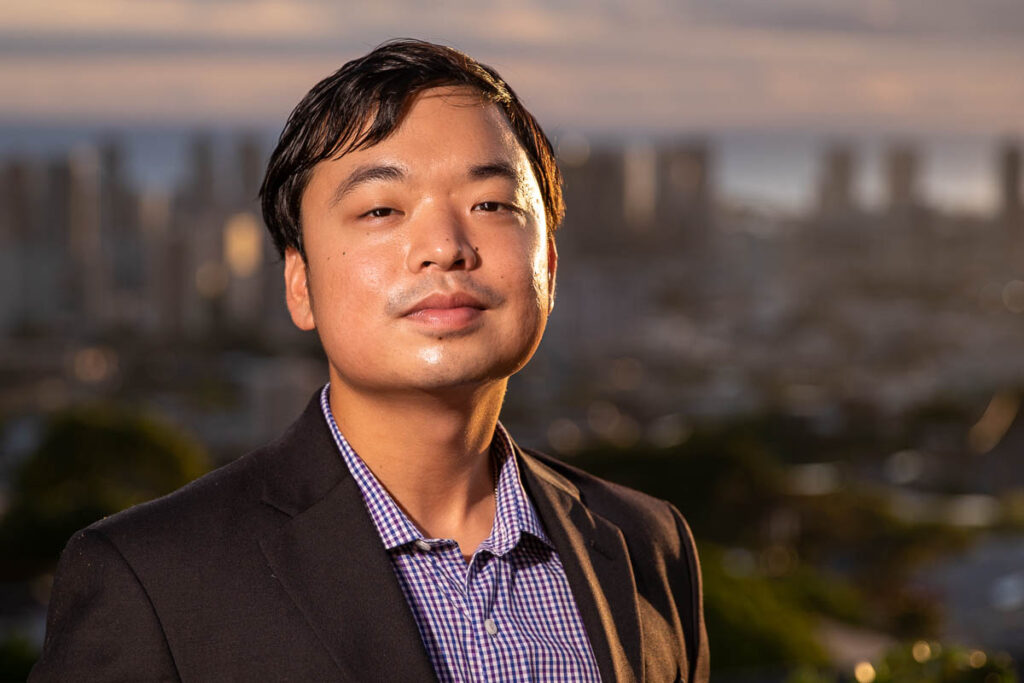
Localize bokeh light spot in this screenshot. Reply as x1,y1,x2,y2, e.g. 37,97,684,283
854,661,876,683
224,212,263,278
911,640,931,662
547,418,583,455
1002,280,1024,312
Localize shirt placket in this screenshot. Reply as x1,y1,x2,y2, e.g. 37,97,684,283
466,551,505,681
421,542,475,680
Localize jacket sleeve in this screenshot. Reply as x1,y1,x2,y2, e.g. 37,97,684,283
30,528,181,683
668,503,710,683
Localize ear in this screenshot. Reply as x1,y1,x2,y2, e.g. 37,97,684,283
284,247,316,331
546,236,558,314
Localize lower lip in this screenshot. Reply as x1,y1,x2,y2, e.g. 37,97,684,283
405,307,484,329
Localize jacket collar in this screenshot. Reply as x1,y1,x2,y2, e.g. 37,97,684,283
517,446,645,683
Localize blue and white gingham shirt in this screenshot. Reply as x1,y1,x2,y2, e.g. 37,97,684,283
320,386,601,682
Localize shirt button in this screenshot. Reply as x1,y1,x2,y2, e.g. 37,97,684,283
484,618,498,635
414,539,431,551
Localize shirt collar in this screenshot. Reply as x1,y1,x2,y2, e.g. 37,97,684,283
319,384,551,554
484,422,551,555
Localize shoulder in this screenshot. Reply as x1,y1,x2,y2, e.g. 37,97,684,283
31,453,275,683
519,446,710,680
91,446,264,542
84,433,301,570
86,392,339,555
520,447,697,559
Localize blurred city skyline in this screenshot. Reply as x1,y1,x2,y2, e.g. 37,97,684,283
2,0,1021,213
0,125,1008,215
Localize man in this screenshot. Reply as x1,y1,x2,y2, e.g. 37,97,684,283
32,40,709,682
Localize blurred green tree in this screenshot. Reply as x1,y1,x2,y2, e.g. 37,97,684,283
701,547,830,671
0,632,37,683
787,641,1018,683
0,404,209,580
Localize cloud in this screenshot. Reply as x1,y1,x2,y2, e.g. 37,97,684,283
0,0,1021,136
0,0,331,40
686,0,1024,38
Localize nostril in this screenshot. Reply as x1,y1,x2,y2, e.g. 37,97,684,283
410,240,474,271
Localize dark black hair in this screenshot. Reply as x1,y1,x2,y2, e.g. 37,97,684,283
259,38,564,259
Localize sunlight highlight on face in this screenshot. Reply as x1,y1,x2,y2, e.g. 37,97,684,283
532,242,552,311
418,345,443,365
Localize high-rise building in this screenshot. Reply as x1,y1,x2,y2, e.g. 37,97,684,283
191,133,218,211
884,143,921,223
100,139,145,300
655,139,714,246
222,211,266,328
137,190,177,335
999,139,1022,233
559,145,627,254
0,159,37,242
177,132,228,337
63,147,106,326
236,133,264,206
0,159,41,330
816,143,857,220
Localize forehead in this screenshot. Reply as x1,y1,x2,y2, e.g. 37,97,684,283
343,86,531,172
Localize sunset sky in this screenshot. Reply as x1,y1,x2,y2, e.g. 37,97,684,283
2,0,1022,136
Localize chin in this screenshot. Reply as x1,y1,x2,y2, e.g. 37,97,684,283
406,362,519,391
406,348,538,392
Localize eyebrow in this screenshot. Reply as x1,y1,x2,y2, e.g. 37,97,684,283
329,163,406,207
328,159,524,207
468,160,522,185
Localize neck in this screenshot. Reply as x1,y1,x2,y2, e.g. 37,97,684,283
327,374,507,556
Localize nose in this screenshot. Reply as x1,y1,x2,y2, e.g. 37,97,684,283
405,205,479,273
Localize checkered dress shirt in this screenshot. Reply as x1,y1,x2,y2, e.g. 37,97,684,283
320,386,601,682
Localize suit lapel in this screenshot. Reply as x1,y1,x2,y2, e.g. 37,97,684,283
255,394,437,682
518,448,644,683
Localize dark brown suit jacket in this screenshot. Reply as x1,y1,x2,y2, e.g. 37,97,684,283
31,394,709,682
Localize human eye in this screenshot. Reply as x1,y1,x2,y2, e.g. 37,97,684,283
473,201,520,214
359,207,398,219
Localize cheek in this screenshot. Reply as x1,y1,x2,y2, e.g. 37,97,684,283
491,243,550,329
531,247,549,299
309,252,388,324
492,231,550,312
510,233,550,311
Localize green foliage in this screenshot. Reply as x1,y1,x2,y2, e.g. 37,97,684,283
787,642,1018,683
874,643,1017,683
0,632,38,683
773,564,868,625
572,428,786,547
701,546,830,671
0,404,210,579
788,666,842,683
571,414,974,640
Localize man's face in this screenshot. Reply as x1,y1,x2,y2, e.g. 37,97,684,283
285,86,556,396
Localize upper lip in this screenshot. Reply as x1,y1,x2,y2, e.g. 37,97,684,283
403,292,488,316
